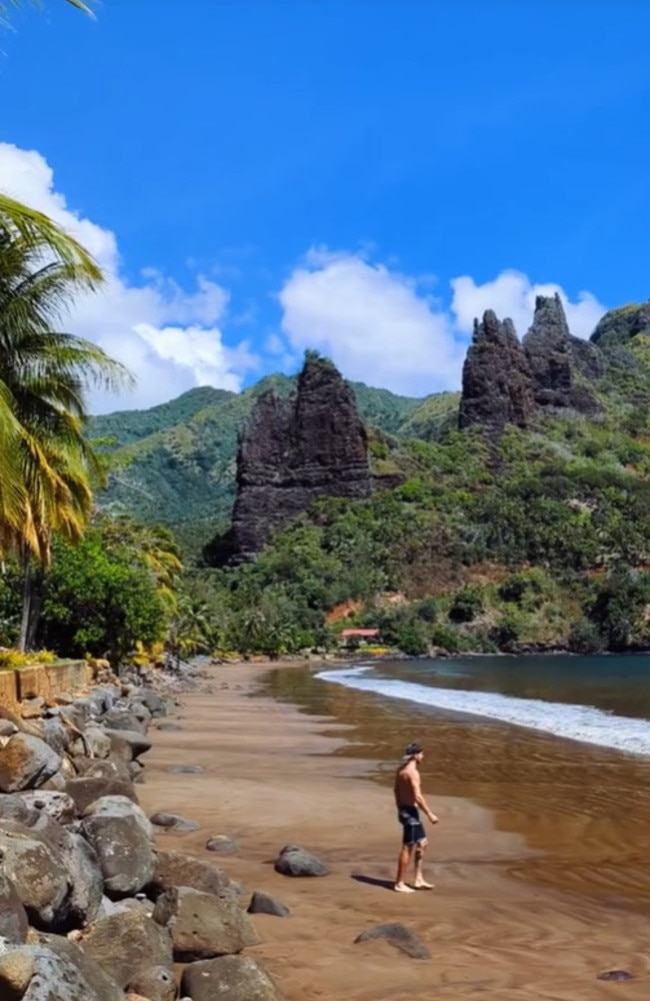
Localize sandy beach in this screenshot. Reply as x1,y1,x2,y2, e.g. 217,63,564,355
139,663,650,1001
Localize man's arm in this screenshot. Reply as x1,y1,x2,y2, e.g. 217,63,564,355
411,771,439,824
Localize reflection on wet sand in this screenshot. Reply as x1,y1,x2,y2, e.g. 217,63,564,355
264,665,650,913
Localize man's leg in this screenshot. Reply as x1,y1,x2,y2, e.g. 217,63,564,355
413,837,434,889
394,842,415,892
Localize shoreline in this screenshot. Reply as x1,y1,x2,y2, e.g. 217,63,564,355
139,661,650,1000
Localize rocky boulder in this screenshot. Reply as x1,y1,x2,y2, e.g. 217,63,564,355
146,850,234,901
181,955,281,1001
0,733,61,792
459,310,535,434
0,938,124,1001
80,797,155,898
248,890,289,918
0,872,29,942
0,821,71,930
77,909,173,991
126,965,176,1001
66,777,139,815
152,886,260,961
19,790,76,825
105,729,152,761
274,844,330,877
72,755,133,784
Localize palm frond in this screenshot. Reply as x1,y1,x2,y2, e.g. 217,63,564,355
0,195,102,277
0,0,96,20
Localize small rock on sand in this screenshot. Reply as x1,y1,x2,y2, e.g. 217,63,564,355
150,812,199,833
354,923,431,960
205,835,239,854
597,970,634,981
274,845,329,877
247,890,289,918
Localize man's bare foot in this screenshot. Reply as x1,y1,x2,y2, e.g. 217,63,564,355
394,882,416,893
413,880,434,890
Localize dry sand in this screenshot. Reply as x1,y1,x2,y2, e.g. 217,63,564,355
139,663,650,1001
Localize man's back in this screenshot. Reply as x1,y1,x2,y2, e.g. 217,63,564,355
394,759,417,807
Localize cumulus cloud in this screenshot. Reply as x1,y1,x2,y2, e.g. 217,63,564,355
278,248,465,397
451,270,605,341
279,250,607,397
0,143,258,411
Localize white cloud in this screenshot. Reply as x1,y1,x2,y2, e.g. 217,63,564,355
451,270,605,341
278,249,465,397
279,251,608,397
0,143,258,412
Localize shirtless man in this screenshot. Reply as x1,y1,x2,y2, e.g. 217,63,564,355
394,742,438,893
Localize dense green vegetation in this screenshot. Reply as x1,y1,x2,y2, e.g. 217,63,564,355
176,316,650,659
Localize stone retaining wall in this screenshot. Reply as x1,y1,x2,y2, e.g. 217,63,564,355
0,660,91,710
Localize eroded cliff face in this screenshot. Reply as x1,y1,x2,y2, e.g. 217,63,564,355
523,294,602,414
459,296,606,433
212,357,372,562
458,310,535,433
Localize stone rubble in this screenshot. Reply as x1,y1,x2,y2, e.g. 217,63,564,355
0,658,282,1001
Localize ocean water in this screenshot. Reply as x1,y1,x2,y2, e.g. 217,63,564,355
316,654,650,758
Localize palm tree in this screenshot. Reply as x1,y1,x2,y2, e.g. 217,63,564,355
0,222,133,648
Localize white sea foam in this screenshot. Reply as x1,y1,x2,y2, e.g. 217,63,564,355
315,666,650,757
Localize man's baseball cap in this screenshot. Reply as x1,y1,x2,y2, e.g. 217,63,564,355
405,742,423,757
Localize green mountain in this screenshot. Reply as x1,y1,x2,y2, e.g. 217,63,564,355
89,375,456,554
89,298,650,654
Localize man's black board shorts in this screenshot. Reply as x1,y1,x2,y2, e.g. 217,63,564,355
398,804,426,846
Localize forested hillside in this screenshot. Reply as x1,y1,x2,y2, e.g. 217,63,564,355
88,298,650,656
90,377,459,553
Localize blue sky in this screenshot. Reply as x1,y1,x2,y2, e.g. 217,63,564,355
1,0,649,410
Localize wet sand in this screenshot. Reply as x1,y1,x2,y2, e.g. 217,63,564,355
139,663,650,1001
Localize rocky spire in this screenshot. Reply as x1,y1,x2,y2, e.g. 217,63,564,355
458,310,535,433
212,356,373,563
523,293,602,413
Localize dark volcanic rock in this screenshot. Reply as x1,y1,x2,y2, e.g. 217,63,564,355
66,777,139,815
80,797,155,899
146,850,234,901
181,955,281,1001
354,922,431,959
126,965,176,1001
597,969,634,981
205,834,239,854
569,334,607,381
274,844,329,877
0,733,62,792
152,885,260,961
459,310,535,433
0,939,123,1001
248,890,289,918
150,811,199,832
0,872,29,942
77,909,173,990
523,294,602,414
210,357,373,563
